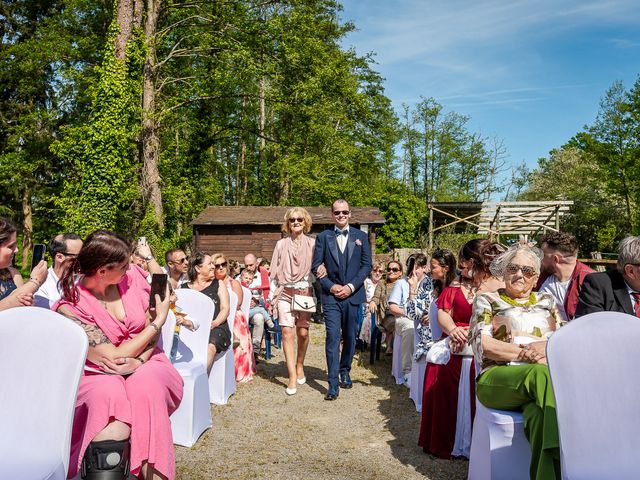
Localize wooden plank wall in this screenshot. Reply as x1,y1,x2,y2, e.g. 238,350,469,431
194,226,284,262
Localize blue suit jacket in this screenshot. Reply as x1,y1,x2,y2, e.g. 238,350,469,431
311,226,372,305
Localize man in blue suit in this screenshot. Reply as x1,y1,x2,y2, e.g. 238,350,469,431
312,199,372,400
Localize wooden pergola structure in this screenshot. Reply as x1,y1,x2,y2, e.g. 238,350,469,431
427,201,574,248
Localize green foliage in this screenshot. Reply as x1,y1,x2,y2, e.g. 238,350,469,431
371,182,425,252
51,22,143,237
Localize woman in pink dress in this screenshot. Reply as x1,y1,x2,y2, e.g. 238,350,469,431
418,239,504,459
212,252,256,383
55,230,183,480
270,207,315,395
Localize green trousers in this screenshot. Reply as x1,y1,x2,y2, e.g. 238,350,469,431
476,364,560,480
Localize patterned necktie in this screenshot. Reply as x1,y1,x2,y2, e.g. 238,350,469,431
632,292,640,317
335,229,348,236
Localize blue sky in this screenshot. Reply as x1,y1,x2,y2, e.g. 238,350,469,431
339,0,640,176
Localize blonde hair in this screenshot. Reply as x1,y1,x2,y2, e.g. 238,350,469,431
282,207,312,235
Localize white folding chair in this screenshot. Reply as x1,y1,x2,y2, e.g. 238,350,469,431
168,290,214,447
208,289,237,405
0,307,88,480
547,311,640,480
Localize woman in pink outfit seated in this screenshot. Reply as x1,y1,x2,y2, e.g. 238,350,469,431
55,230,183,480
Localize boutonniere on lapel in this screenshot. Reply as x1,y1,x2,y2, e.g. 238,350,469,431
355,239,362,247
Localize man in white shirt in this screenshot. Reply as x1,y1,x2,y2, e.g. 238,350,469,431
536,232,593,321
164,248,189,289
34,233,83,309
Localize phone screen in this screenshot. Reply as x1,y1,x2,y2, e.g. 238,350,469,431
31,244,46,272
149,273,168,308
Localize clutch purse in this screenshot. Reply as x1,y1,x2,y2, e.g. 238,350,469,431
292,294,317,313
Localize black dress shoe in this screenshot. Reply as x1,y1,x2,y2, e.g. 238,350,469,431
324,386,339,400
339,373,353,389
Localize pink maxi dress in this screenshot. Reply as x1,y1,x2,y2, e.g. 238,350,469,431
55,265,183,479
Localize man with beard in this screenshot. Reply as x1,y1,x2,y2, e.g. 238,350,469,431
536,232,594,321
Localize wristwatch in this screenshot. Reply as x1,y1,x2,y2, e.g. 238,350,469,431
144,255,153,262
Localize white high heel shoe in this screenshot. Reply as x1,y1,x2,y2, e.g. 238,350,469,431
297,377,307,385
285,387,297,395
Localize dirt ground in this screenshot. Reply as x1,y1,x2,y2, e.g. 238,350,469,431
175,323,468,480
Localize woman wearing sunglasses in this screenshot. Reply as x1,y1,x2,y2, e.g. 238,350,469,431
183,252,230,373
359,261,384,345
211,253,256,382
370,260,403,354
269,207,315,395
469,244,563,480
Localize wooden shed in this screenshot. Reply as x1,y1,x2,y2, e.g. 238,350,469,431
191,206,385,262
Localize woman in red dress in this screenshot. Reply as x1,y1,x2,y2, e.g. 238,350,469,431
418,239,504,459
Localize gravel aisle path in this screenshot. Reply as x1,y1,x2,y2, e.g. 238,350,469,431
175,323,468,479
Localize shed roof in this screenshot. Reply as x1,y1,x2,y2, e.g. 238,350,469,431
192,206,386,226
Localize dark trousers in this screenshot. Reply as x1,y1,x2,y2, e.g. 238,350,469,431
324,301,358,390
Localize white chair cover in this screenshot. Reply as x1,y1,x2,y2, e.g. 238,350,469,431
208,289,237,405
169,289,214,447
160,310,176,360
0,307,88,479
409,300,438,411
391,334,404,384
428,299,442,341
240,286,251,322
409,356,427,411
547,311,640,480
468,400,531,480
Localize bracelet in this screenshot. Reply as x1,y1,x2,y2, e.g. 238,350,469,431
29,278,41,287
144,255,154,262
136,356,145,364
148,322,160,333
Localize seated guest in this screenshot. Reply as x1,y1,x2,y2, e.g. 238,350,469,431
419,239,504,459
0,216,48,310
164,248,189,289
359,261,384,344
369,260,403,354
34,233,83,308
388,254,432,386
55,230,183,480
414,249,457,359
212,253,255,382
240,268,276,352
536,231,593,321
182,251,231,372
469,244,563,480
575,236,640,317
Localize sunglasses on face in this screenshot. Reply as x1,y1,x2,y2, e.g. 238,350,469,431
172,257,188,264
214,261,228,269
288,217,304,223
372,269,384,273
387,267,400,273
333,210,350,216
505,263,537,278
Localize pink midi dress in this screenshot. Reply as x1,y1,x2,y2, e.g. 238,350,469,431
55,265,183,479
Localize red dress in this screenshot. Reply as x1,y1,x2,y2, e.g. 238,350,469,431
418,285,476,459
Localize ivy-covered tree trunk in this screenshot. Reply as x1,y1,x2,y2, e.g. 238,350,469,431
141,0,164,229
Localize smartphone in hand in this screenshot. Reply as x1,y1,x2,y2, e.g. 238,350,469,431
149,273,168,308
31,244,46,272
406,256,416,277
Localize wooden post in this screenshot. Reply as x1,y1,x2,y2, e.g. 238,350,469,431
495,207,501,243
428,205,433,251
555,204,560,231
